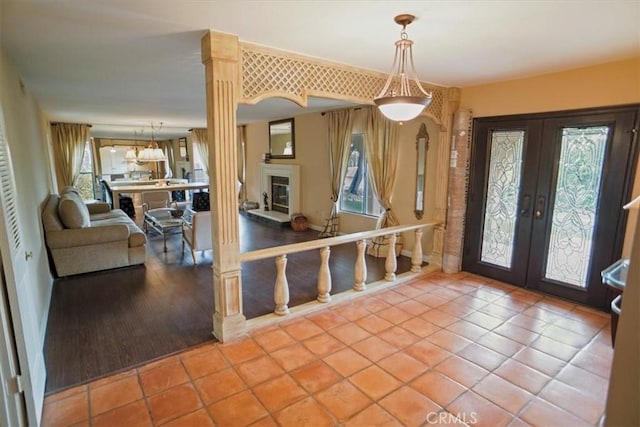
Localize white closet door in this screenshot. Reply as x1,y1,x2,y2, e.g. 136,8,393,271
0,105,45,425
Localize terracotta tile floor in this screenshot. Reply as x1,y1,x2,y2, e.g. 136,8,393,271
42,272,613,426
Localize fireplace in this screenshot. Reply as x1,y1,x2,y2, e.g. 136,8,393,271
271,176,289,214
260,164,300,217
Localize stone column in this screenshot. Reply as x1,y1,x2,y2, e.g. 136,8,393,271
430,87,461,266
201,31,246,341
443,109,473,273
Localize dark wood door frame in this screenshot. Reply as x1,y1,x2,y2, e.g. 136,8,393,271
463,104,640,309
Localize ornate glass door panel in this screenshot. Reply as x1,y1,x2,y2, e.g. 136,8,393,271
480,131,525,268
544,126,608,287
464,106,639,308
463,119,541,286
527,109,638,306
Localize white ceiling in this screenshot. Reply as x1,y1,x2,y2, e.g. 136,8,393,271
1,1,638,139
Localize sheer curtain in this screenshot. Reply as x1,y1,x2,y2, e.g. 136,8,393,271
319,109,354,237
192,128,209,175
362,106,401,256
162,140,175,178
51,123,90,188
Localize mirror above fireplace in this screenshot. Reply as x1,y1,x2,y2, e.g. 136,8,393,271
269,118,295,159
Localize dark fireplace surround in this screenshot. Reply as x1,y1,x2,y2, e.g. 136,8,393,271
270,176,289,214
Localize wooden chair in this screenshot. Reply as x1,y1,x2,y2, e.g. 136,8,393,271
182,209,212,264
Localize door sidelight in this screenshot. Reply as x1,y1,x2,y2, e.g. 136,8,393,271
535,195,546,219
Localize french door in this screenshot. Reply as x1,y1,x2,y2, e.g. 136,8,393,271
463,106,639,308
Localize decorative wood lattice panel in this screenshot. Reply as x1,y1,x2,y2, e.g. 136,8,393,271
240,45,445,123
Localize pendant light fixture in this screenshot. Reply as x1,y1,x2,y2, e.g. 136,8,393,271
374,14,432,122
125,130,141,162
137,122,166,162
124,148,137,161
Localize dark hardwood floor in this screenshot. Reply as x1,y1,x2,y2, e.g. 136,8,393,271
44,213,413,393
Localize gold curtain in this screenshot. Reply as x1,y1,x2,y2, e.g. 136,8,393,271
51,123,90,189
237,125,247,204
362,107,401,257
319,109,354,238
192,128,209,175
362,106,400,228
92,138,103,177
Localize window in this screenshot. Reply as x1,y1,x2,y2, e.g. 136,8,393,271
340,133,383,216
191,144,207,183
74,139,95,200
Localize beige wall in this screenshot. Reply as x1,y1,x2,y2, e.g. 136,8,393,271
243,108,442,256
460,57,640,256
244,121,265,205
244,112,332,227
461,57,639,117
376,117,441,254
1,49,55,333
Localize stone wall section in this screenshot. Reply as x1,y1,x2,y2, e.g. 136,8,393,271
443,109,473,273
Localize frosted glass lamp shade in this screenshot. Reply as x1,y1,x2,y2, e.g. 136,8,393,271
125,149,137,161
374,96,432,122
137,146,166,162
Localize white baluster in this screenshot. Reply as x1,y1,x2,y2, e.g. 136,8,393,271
385,233,397,281
317,246,332,302
354,239,367,291
411,228,423,272
274,255,290,315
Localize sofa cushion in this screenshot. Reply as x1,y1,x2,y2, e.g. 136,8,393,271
58,192,90,229
90,210,129,222
91,215,146,247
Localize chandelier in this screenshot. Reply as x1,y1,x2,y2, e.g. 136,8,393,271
125,129,141,162
137,122,166,162
124,148,137,161
374,14,432,122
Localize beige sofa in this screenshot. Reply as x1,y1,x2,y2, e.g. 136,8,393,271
42,187,146,276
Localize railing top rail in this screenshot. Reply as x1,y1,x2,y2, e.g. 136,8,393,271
240,220,440,262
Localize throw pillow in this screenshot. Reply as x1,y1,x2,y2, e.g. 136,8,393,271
67,190,91,219
58,193,90,228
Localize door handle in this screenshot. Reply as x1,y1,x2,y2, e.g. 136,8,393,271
520,195,531,217
535,195,546,219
